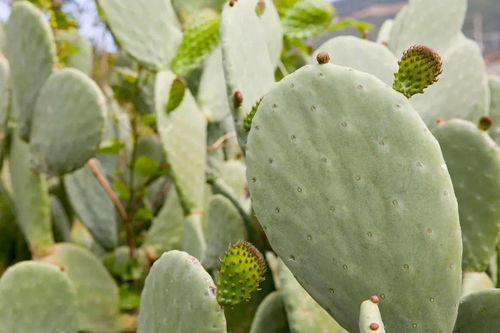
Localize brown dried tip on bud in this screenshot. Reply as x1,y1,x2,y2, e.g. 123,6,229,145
436,118,445,125
255,0,266,16
233,91,243,109
229,0,237,7
478,116,493,131
316,52,330,65
370,323,380,331
370,295,380,304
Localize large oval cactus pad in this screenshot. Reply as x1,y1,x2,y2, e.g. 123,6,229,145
246,64,462,332
30,68,106,175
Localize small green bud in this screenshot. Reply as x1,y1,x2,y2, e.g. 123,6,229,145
255,0,266,16
393,45,442,99
165,77,186,113
244,98,262,132
216,241,266,306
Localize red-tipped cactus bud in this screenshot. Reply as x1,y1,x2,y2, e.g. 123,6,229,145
478,116,493,131
316,52,330,65
255,0,266,16
233,91,243,109
370,323,380,330
216,241,266,306
370,295,380,304
393,45,442,99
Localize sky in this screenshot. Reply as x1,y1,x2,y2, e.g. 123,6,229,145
0,0,344,51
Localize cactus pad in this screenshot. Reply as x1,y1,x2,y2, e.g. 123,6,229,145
6,1,56,140
453,289,500,333
137,250,226,333
98,0,181,69
203,194,247,269
0,261,78,333
314,36,398,85
433,119,500,272
65,162,118,250
388,0,467,56
246,63,462,332
250,291,290,333
217,241,266,306
172,9,220,77
30,68,106,175
393,45,442,98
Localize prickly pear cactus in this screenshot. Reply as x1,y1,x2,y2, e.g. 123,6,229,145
250,291,290,333
453,289,500,332
30,68,106,175
216,241,266,306
65,161,118,250
155,70,207,213
137,250,227,333
314,36,398,85
98,0,182,69
433,119,500,272
203,194,247,269
278,259,345,333
0,261,78,333
359,296,385,333
388,0,467,56
246,63,462,332
42,243,120,332
6,1,56,140
9,134,53,257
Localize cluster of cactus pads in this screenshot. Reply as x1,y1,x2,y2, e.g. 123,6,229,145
1,0,500,331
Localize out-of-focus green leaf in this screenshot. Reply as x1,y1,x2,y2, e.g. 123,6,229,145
282,0,334,40
97,138,125,155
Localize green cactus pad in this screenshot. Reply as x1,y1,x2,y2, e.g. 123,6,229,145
0,55,9,140
246,63,462,332
488,76,500,144
197,47,231,122
278,259,345,333
433,119,500,272
314,36,398,85
50,196,72,242
0,183,24,273
250,291,290,333
282,0,334,41
393,45,442,98
172,9,220,77
56,29,93,75
461,272,494,297
137,250,227,333
260,0,283,67
183,213,206,260
42,243,120,332
203,195,247,269
65,162,118,250
359,297,385,333
165,76,186,113
388,0,467,57
9,134,53,257
30,68,106,175
410,35,489,126
98,0,182,69
0,261,78,333
219,160,248,202
453,289,500,333
217,241,266,306
155,70,207,213
144,187,184,254
6,1,56,140
220,0,275,148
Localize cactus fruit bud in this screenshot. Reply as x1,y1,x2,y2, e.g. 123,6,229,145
166,77,186,113
393,45,442,99
229,0,237,7
359,297,386,332
244,98,263,132
316,52,330,65
478,116,493,131
370,323,380,330
216,241,266,306
370,295,380,304
255,0,266,16
233,91,243,109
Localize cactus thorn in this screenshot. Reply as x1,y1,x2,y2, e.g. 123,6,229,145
478,116,493,131
316,52,330,65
